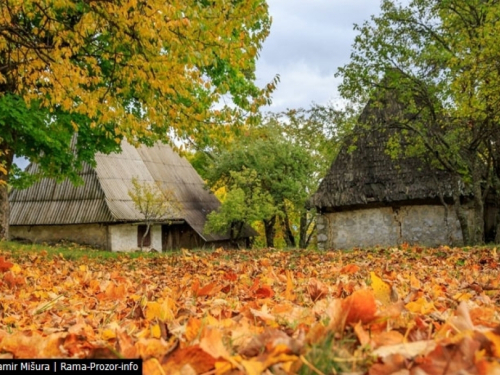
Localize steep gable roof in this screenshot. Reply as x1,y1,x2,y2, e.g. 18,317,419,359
312,95,458,210
9,141,229,242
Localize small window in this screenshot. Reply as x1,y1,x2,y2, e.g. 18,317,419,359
137,225,151,247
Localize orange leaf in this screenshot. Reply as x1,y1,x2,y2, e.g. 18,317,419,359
0,257,13,273
284,270,296,301
199,328,231,359
340,264,360,274
196,282,217,297
160,346,215,374
104,283,126,300
185,317,203,343
3,272,25,288
223,272,237,281
255,285,274,299
343,289,377,325
191,279,200,294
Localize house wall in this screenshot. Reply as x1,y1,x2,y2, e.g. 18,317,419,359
109,224,162,252
10,224,108,249
11,222,238,251
317,205,466,250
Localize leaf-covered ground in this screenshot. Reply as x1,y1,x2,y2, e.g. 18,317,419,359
0,244,500,375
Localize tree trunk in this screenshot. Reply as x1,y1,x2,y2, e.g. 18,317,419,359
471,169,485,245
141,223,151,251
0,183,9,241
453,176,472,246
280,207,295,248
230,221,245,249
454,173,485,246
298,209,315,249
263,215,276,248
495,179,500,244
496,216,500,244
0,141,14,241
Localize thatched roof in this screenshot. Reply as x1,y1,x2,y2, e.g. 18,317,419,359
312,95,460,211
9,141,233,242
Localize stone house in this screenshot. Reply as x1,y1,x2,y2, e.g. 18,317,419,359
9,141,250,251
312,96,498,250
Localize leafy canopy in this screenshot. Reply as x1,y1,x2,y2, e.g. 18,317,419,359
204,168,276,241
0,0,274,180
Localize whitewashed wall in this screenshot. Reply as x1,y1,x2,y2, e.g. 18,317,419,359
109,224,162,252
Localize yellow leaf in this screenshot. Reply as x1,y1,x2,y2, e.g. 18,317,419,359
145,302,161,321
405,297,435,314
145,298,175,321
452,292,473,302
370,272,391,306
150,324,161,339
484,330,500,356
102,328,116,340
10,264,21,274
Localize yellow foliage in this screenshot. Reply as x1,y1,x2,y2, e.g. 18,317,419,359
0,0,273,145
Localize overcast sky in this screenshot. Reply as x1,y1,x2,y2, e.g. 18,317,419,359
256,0,383,113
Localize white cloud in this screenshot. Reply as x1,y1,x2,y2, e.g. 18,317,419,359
256,0,384,112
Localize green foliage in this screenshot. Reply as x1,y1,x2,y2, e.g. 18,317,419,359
299,333,371,375
205,169,276,240
0,94,120,187
206,133,313,208
193,105,345,248
201,116,325,248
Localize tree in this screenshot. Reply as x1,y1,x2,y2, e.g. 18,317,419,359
203,129,314,248
128,178,180,251
0,0,274,240
204,168,276,246
265,105,349,248
192,106,344,249
337,0,500,245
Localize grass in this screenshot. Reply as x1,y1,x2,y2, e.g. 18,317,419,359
298,331,373,375
0,240,164,261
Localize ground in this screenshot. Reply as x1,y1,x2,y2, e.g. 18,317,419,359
0,242,499,374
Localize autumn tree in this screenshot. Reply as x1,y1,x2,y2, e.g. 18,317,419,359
203,127,314,248
337,0,500,245
204,168,276,246
0,0,274,240
265,106,348,248
128,178,180,251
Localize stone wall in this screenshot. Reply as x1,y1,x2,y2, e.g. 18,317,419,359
317,205,465,250
11,224,108,249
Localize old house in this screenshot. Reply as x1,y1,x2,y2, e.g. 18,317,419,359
312,96,497,250
9,141,246,251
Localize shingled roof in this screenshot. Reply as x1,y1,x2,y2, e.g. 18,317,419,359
9,141,231,242
312,94,459,211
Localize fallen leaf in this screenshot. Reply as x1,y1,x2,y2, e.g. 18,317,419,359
371,272,392,306
307,278,329,302
343,289,377,325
